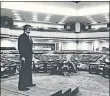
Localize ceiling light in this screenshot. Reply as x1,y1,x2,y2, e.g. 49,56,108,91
59,22,64,24
91,20,96,22
86,16,91,18
106,18,109,20
59,16,68,24
33,13,37,15
32,13,38,21
33,17,37,19
33,15,37,18
45,14,51,22
33,20,37,21
91,21,97,24
15,17,21,20
12,10,17,13
15,16,22,20
106,19,109,21
103,13,108,16
33,19,38,22
105,17,109,19
13,13,19,16
16,18,22,20
104,15,109,18
92,22,97,24
103,14,109,22
86,16,97,24
106,19,109,22
12,10,21,20
103,14,108,17
33,13,37,17
15,15,20,18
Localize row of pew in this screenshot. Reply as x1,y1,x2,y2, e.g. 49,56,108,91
70,54,103,62
1,52,109,78
89,63,110,78
0,54,20,77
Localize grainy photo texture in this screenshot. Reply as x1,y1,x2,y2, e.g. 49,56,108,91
0,1,109,96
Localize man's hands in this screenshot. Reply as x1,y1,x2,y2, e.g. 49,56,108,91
21,57,25,63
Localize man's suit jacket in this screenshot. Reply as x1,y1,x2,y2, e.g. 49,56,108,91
18,33,33,59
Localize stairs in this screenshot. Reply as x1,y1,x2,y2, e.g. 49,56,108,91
51,87,79,96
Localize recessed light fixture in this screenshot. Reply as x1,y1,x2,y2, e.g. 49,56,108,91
59,16,68,24
15,15,20,18
33,13,37,15
92,21,97,24
32,13,38,21
15,16,21,20
59,22,64,24
13,13,19,16
12,10,21,20
103,14,109,22
33,17,37,20
105,16,108,18
45,14,51,22
86,16,97,24
33,14,37,16
91,22,96,24
16,18,22,20
103,13,108,16
12,10,17,13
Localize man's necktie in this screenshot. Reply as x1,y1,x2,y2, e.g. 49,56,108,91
27,35,31,42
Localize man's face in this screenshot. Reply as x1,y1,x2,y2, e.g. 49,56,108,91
25,27,31,34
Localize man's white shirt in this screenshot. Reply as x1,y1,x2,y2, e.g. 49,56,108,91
25,32,31,41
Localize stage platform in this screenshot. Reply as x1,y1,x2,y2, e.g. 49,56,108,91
1,71,109,96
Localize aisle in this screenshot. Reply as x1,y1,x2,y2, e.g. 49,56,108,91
1,71,109,96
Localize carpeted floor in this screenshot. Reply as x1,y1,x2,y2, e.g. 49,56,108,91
1,71,109,96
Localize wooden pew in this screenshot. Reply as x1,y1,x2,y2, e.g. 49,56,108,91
103,65,110,78
1,64,18,76
89,64,99,74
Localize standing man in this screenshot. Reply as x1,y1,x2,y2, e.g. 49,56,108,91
18,25,36,91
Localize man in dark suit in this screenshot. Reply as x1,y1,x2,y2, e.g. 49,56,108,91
18,25,36,91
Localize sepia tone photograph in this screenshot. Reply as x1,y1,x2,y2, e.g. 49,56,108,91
0,1,109,96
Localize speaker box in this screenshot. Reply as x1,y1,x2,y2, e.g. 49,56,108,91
88,25,91,29
64,23,75,31
0,16,13,28
70,23,75,30
85,25,91,29
107,23,110,27
75,22,80,33
64,24,70,30
64,24,67,29
80,23,85,30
